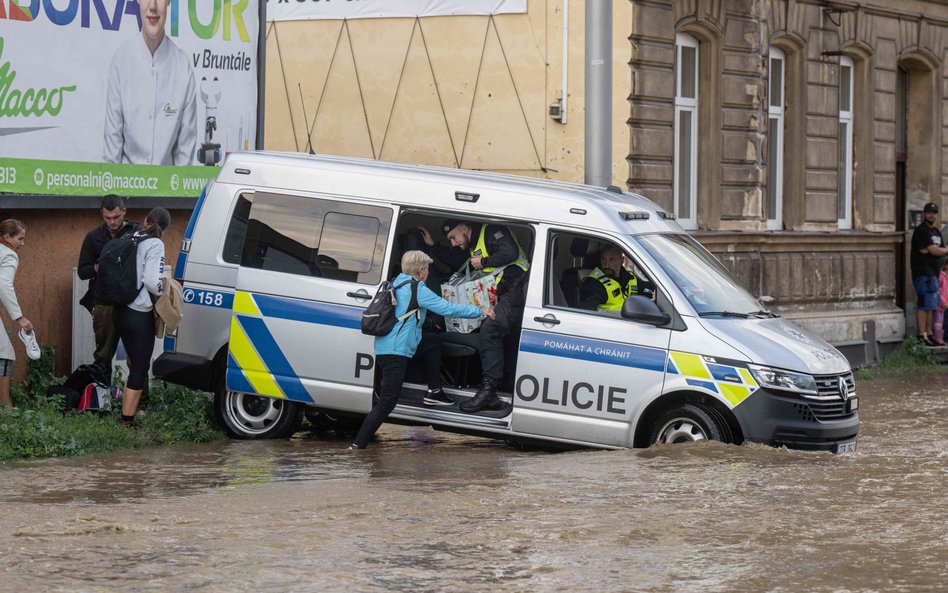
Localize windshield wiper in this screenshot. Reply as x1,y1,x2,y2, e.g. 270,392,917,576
698,310,778,319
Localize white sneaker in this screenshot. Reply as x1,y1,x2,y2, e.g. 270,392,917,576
18,329,40,360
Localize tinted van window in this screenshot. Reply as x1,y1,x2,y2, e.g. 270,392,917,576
222,193,253,264
241,192,392,284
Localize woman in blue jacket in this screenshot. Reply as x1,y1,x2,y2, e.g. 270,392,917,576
351,250,492,449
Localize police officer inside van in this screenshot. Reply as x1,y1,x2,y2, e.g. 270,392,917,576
421,220,529,412
578,244,651,312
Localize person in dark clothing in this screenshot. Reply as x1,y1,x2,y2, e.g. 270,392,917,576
77,195,140,371
911,202,948,346
420,220,530,413
578,244,654,311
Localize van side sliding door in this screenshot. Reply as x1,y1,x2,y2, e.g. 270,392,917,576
228,191,396,413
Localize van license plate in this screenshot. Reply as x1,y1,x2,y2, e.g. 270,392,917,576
834,440,857,454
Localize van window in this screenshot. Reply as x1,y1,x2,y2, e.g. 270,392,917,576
222,193,253,264
547,231,656,313
318,212,380,278
636,233,760,315
241,192,392,284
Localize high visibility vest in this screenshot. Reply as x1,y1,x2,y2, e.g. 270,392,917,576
471,225,529,283
590,267,637,311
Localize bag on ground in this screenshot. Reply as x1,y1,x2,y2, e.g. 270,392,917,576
94,234,142,305
361,278,419,336
44,385,82,413
77,382,112,414
47,363,113,414
441,263,500,333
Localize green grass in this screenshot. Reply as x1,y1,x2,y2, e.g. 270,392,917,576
0,347,224,462
854,338,947,380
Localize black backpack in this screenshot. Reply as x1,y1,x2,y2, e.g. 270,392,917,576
45,363,112,414
95,234,142,305
360,278,420,336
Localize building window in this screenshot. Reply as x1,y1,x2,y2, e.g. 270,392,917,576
767,48,785,230
674,33,699,230
838,56,854,229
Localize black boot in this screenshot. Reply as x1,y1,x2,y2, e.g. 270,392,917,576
460,382,503,413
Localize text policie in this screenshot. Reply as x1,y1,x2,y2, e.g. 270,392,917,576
193,49,253,72
516,375,627,415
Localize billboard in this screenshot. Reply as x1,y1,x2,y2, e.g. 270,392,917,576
267,0,527,21
0,0,260,197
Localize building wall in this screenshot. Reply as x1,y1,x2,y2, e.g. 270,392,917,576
0,209,188,381
263,0,633,185
629,0,948,362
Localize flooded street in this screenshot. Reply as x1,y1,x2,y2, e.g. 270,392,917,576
2,375,947,593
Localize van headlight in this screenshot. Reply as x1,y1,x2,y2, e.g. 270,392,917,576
748,364,818,395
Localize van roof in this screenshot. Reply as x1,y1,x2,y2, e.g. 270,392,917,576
215,151,684,236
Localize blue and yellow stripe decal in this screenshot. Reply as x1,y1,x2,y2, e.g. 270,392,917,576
666,352,760,406
519,330,759,407
226,291,314,403
520,330,666,372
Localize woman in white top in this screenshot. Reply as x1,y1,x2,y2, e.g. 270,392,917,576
116,208,170,428
0,220,33,410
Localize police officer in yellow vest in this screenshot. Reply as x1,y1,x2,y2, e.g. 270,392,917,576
579,244,641,311
421,220,530,412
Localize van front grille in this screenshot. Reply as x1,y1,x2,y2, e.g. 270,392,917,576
792,373,856,421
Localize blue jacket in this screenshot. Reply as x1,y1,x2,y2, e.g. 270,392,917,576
374,273,483,357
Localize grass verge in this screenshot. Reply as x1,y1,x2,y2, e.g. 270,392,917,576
854,338,946,381
0,347,224,462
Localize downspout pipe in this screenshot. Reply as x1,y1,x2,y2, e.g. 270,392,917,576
256,0,267,150
584,0,612,187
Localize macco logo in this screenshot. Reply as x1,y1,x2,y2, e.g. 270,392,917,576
0,38,76,118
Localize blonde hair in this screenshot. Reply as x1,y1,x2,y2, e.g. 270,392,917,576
401,250,433,277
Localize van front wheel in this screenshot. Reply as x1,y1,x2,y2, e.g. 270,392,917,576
649,404,724,446
215,389,303,439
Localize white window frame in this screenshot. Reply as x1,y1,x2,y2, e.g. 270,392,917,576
674,33,699,230
767,47,785,231
838,56,854,230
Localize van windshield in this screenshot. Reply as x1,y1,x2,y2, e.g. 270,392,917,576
636,234,771,317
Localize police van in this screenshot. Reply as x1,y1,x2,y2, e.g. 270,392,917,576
154,152,859,453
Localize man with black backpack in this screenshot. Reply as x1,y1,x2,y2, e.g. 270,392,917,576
77,195,139,373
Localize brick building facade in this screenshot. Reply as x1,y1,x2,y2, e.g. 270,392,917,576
628,0,948,363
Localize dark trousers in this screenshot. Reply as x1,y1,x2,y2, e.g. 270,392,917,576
353,355,409,448
479,295,523,385
115,307,155,391
416,332,446,390
92,304,120,370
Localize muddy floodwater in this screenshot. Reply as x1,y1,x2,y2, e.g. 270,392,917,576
2,375,947,593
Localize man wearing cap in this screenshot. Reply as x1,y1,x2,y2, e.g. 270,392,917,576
911,202,948,346
420,220,530,412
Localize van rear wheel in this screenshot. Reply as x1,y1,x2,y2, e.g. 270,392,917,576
649,404,724,445
215,388,303,439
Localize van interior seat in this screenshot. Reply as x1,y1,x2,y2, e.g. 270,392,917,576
560,237,599,308
439,332,480,387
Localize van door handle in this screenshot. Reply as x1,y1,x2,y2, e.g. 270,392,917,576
534,314,560,325
347,290,372,300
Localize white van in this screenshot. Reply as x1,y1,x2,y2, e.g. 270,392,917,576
155,152,859,453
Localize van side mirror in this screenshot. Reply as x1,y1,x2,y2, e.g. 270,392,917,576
621,294,671,326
